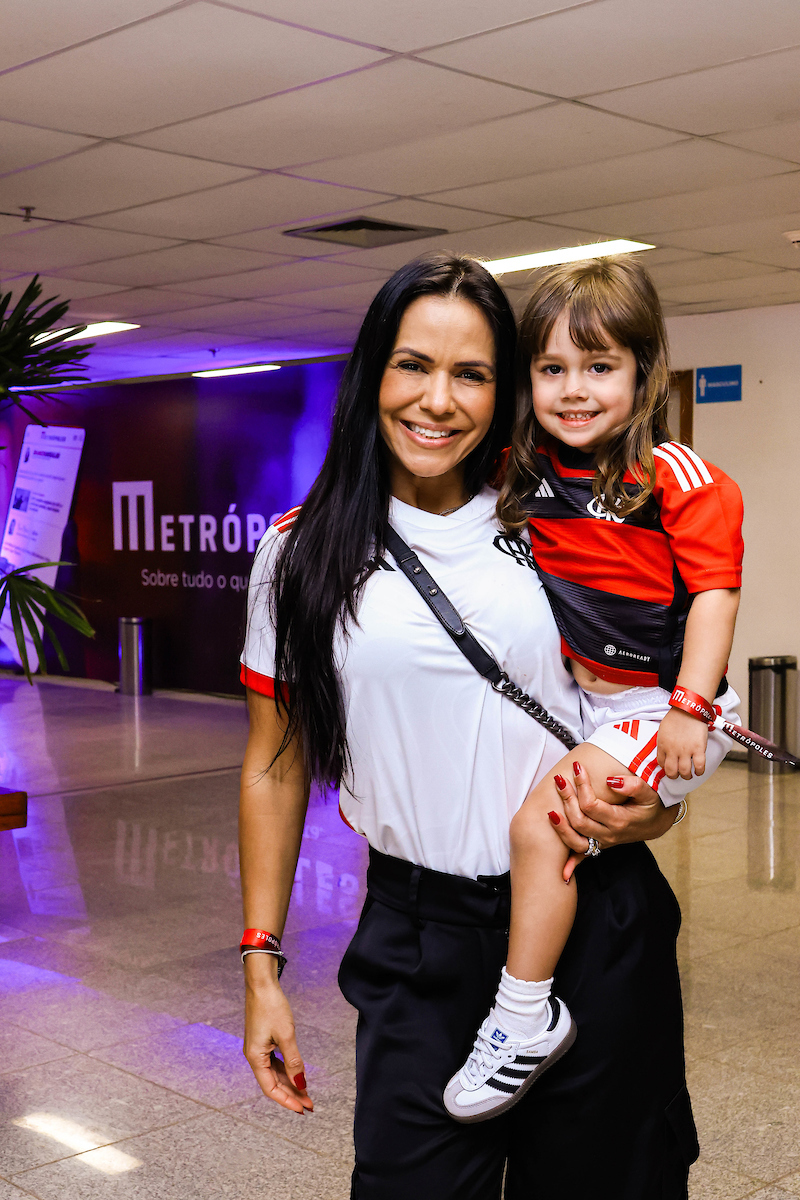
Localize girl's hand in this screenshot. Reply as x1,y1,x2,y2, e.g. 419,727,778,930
657,707,708,780
552,763,677,881
243,958,313,1115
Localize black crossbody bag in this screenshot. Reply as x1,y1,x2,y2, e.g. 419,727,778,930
384,524,578,751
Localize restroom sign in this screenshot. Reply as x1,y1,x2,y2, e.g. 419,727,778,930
695,364,741,403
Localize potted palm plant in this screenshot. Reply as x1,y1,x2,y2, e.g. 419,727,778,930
0,275,96,680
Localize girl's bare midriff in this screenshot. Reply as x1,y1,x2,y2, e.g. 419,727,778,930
570,658,630,696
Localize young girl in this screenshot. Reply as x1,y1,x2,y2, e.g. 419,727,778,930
444,255,743,1122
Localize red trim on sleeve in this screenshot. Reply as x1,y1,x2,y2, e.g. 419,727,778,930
240,663,290,700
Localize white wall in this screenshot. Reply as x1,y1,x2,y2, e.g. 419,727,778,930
666,301,800,732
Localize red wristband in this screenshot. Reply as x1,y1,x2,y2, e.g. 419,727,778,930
669,686,715,726
240,929,287,977
240,928,281,953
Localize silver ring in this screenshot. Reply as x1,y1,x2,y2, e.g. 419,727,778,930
586,837,602,857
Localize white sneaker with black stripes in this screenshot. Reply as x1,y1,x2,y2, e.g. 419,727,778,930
443,997,577,1123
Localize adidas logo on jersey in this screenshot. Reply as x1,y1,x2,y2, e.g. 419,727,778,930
613,720,641,738
653,442,713,493
533,479,554,499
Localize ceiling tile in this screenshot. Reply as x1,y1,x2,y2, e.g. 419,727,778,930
53,287,237,320
420,0,800,98
140,299,304,329
159,258,389,299
228,0,577,53
292,104,681,194
331,220,605,271
3,275,126,301
278,278,388,311
0,3,386,139
0,144,254,222
658,271,799,305
52,243,289,287
128,59,542,170
584,45,800,137
216,310,363,338
553,172,800,238
0,223,179,273
86,173,387,240
646,257,781,289
718,118,800,166
130,331,265,350
209,198,502,256
430,140,794,219
657,213,800,256
725,246,800,271
0,121,98,175
0,0,173,71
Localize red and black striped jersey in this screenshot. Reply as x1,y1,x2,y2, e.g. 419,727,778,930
528,439,744,689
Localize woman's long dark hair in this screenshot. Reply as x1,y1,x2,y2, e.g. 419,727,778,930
270,252,517,784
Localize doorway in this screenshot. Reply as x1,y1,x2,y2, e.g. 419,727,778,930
666,369,694,446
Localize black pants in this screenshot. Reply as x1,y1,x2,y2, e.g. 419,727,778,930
338,844,699,1200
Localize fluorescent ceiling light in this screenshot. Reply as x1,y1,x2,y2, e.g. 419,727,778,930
66,322,139,341
13,1113,141,1175
33,322,139,345
485,240,655,276
192,364,281,378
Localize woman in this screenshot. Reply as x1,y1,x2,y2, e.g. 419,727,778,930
238,253,696,1199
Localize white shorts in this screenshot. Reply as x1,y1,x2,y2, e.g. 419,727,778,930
580,683,741,807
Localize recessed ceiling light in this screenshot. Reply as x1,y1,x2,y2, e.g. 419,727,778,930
783,229,800,247
284,216,447,248
192,363,281,378
485,239,655,276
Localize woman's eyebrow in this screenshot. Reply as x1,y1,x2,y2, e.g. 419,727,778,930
391,346,433,362
455,359,494,371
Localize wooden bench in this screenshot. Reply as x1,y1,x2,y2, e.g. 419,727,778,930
0,787,27,831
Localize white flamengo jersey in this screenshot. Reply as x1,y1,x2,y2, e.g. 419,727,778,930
241,488,582,879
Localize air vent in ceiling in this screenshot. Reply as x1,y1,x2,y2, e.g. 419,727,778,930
283,217,447,249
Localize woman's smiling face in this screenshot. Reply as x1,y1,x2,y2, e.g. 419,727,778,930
378,295,497,491
531,310,638,453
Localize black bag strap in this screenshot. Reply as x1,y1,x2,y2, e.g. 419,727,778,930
384,524,578,751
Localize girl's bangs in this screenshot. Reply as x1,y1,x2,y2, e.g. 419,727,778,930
566,291,620,353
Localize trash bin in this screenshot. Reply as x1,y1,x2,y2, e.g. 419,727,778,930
748,656,797,773
119,616,152,696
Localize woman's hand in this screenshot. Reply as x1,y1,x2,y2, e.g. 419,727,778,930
243,956,313,1115
551,762,678,882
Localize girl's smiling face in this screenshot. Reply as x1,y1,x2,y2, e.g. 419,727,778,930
531,311,638,453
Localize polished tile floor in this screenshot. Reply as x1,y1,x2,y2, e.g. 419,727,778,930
1,676,799,1198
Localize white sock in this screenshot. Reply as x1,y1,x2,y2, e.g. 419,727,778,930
487,967,553,1041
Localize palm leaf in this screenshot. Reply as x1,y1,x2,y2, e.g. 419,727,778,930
0,561,95,682
0,275,94,417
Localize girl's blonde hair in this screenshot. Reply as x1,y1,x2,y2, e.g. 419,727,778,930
498,254,670,531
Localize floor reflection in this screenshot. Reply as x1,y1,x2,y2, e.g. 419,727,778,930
747,773,797,892
1,681,799,1199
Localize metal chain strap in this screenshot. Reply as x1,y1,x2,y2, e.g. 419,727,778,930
491,672,578,750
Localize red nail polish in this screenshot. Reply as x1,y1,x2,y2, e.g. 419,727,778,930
573,761,582,777
554,774,566,790
547,810,561,825
607,777,625,789
293,1073,306,1091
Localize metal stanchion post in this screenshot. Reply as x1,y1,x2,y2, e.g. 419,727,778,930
118,617,152,696
748,656,797,774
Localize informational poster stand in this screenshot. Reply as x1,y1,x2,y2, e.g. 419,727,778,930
0,424,86,666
